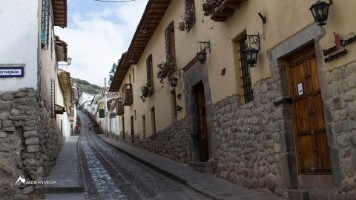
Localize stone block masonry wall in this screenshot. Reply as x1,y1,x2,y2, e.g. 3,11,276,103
213,78,285,194
133,118,191,163
323,61,356,197
0,88,63,200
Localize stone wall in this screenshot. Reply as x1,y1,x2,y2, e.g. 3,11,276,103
0,88,63,200
213,78,285,194
323,61,356,197
132,118,191,163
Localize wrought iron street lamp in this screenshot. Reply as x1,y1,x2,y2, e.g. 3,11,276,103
310,0,333,26
242,35,260,67
169,76,178,87
197,41,211,64
243,47,259,66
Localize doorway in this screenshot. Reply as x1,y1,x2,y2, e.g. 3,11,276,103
194,82,209,162
287,46,332,187
130,116,134,143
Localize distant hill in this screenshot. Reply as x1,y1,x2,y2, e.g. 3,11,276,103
72,78,102,95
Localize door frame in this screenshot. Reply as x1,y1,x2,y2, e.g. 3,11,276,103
183,58,214,163
268,24,340,189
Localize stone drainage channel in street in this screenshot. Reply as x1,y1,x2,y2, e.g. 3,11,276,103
78,111,211,200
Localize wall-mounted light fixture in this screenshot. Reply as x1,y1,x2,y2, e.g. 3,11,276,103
243,35,260,67
221,68,226,75
169,76,178,87
258,12,267,24
197,41,211,64
310,0,333,26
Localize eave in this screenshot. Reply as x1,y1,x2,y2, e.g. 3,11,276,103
58,70,72,111
109,0,171,92
52,0,67,28
211,0,245,22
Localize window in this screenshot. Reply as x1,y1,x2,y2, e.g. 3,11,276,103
165,22,176,63
41,0,50,48
239,35,254,103
184,0,196,32
146,54,153,87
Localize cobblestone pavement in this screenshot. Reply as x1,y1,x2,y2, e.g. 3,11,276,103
78,112,211,200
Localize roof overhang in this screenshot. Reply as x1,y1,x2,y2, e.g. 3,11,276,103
109,0,172,92
58,70,72,111
52,0,67,28
211,0,245,22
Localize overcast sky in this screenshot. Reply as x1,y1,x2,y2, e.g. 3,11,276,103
55,0,148,87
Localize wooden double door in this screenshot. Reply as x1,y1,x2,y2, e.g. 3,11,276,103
287,47,331,174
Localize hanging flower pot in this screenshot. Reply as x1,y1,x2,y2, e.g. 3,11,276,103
203,2,212,13
178,21,185,31
141,83,152,98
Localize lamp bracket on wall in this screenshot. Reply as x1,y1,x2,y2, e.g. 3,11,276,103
198,41,211,53
246,34,260,51
258,12,267,24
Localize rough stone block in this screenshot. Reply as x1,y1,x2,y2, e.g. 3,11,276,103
3,127,15,132
23,131,37,138
22,186,34,195
23,127,36,131
23,158,39,166
0,132,7,138
0,100,11,112
25,110,36,115
26,145,39,153
26,98,37,108
10,108,21,116
8,115,28,120
2,120,13,128
1,93,13,101
25,137,39,145
13,194,30,200
25,120,36,127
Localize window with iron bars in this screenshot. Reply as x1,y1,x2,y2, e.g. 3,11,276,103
239,35,254,103
146,54,153,86
165,22,176,64
41,0,51,48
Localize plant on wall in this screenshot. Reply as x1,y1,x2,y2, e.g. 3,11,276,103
140,82,152,102
157,58,175,83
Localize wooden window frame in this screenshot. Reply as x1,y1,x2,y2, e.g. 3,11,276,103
238,35,254,104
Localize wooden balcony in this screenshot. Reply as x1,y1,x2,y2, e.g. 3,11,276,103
211,0,245,22
122,84,133,106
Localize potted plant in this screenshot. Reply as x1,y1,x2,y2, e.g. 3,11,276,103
178,21,185,31
203,1,213,16
157,58,175,83
140,82,152,102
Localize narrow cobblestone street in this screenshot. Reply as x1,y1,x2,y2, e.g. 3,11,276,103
78,111,211,200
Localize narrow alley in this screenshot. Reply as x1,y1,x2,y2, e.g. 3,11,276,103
78,111,211,200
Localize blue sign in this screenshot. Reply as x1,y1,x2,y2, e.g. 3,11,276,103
0,66,24,78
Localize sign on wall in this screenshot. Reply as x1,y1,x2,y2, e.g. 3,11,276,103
0,66,25,78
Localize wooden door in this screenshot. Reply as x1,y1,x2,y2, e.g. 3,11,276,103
288,48,331,174
130,116,134,143
195,83,209,162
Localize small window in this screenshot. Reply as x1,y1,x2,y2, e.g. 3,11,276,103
184,0,196,32
165,22,176,63
238,35,254,103
41,0,50,48
146,54,153,87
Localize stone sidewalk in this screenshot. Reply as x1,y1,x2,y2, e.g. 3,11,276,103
44,136,85,200
99,134,284,200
